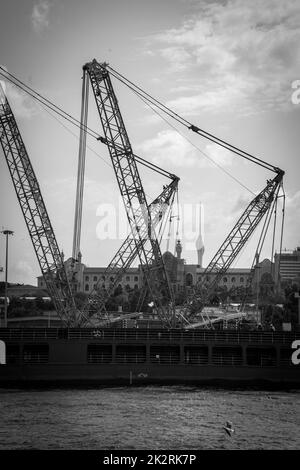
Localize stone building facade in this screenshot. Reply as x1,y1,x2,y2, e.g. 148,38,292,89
37,241,274,296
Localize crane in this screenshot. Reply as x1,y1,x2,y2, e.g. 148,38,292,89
77,60,176,327
183,168,284,327
0,82,79,326
100,65,285,327
179,132,285,326
79,175,179,326
0,62,285,330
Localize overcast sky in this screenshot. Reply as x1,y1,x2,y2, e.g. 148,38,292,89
0,0,300,285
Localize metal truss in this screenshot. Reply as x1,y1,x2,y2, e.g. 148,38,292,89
184,170,284,322
0,84,78,326
80,178,178,325
84,60,175,327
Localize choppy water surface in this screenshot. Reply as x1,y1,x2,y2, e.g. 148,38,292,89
0,386,299,449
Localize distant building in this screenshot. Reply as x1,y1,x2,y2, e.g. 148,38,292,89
37,242,271,296
274,247,300,285
37,256,141,294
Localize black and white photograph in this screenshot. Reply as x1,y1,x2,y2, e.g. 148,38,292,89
0,0,299,457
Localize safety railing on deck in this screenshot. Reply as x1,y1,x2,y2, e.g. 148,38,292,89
0,328,299,345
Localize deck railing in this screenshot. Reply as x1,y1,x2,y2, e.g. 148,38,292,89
0,328,299,345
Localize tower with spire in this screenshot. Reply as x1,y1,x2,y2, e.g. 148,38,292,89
176,240,182,259
196,203,205,267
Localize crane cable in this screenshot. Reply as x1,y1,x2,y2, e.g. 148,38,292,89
131,88,255,195
0,66,266,191
240,184,282,310
107,65,279,173
0,67,175,180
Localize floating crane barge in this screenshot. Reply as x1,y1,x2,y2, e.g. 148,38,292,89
0,61,299,387
0,328,299,386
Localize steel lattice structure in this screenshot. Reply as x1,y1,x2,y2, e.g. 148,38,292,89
80,177,178,325
184,171,284,323
0,84,78,326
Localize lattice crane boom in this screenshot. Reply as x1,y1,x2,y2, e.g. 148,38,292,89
0,83,79,326
84,60,176,327
184,169,284,324
79,176,179,325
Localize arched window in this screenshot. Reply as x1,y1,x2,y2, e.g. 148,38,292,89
134,276,138,282
93,276,97,282
240,277,244,283
85,276,89,282
223,277,227,283
85,284,89,292
231,277,236,283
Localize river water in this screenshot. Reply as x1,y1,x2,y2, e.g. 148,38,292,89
0,386,299,450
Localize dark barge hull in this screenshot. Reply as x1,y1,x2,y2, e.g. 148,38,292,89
0,328,299,387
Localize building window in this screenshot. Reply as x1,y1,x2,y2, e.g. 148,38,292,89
85,284,89,292
223,277,227,283
134,276,138,282
185,273,193,287
126,276,130,282
102,276,106,281
93,284,97,289
231,277,236,283
85,276,89,282
206,276,210,282
110,276,114,283
240,277,244,283
93,276,97,282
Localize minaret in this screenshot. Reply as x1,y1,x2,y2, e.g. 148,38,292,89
196,203,205,267
176,240,182,259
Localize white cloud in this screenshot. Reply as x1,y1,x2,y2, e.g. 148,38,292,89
137,129,236,170
1,76,39,119
147,0,300,115
286,190,300,212
204,143,235,167
31,1,51,33
137,129,203,168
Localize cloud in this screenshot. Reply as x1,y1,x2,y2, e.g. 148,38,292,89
31,1,51,33
147,0,300,115
204,143,235,167
137,129,236,170
0,72,39,119
286,190,300,219
137,129,203,169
